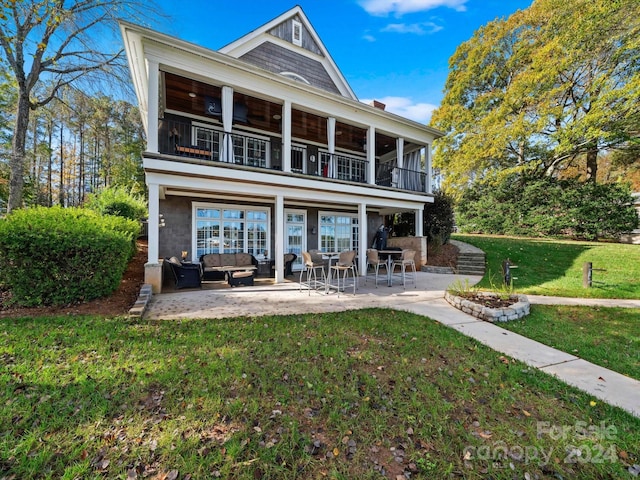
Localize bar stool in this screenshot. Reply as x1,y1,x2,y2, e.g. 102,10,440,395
329,250,357,295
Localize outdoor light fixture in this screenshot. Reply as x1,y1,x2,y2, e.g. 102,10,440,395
272,114,281,120
188,92,197,98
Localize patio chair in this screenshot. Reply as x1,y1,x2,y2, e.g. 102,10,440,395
328,250,357,295
165,256,202,289
299,251,326,295
391,249,417,289
284,252,298,276
365,248,388,287
309,249,330,271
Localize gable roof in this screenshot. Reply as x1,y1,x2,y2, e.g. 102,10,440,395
219,5,357,100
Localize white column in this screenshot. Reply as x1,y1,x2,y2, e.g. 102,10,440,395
327,117,336,178
396,137,404,169
327,117,336,153
146,59,159,153
282,100,292,173
415,208,424,237
147,183,160,264
367,126,375,185
425,144,432,193
274,194,285,283
221,86,234,163
358,202,367,275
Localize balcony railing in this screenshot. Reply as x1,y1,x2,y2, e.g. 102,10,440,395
159,118,426,193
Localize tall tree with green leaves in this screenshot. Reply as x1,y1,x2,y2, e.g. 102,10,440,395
0,0,149,213
431,0,640,194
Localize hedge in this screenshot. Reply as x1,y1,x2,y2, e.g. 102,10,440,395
0,206,139,307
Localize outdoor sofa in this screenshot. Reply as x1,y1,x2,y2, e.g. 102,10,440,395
200,253,258,286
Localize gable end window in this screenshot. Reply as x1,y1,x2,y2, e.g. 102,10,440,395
292,19,302,47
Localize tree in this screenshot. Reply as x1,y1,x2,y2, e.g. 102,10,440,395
431,0,640,195
0,0,148,213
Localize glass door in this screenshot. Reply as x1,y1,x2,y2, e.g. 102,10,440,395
285,210,306,272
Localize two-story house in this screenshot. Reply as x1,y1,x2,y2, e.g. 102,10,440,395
120,6,443,292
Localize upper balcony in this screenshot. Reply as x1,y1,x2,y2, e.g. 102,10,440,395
149,72,432,195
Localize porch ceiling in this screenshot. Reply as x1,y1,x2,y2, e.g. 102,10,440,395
163,72,400,156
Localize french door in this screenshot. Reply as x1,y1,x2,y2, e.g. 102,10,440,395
285,209,306,272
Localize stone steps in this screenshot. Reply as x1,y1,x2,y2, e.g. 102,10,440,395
449,240,486,276
421,240,487,276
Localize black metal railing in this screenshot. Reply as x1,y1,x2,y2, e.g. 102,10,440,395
318,152,368,184
376,163,426,193
159,118,426,192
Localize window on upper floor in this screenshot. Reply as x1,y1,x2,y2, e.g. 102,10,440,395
292,19,302,47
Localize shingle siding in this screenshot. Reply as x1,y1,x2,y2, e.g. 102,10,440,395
268,14,322,55
240,42,340,95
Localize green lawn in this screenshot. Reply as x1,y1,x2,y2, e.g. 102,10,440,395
1,310,638,479
500,305,640,381
453,234,640,299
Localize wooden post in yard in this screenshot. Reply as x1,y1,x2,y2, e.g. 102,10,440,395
583,262,592,288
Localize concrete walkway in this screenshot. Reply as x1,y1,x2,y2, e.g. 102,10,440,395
143,271,640,418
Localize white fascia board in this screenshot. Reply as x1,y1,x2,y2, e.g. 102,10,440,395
143,158,430,209
119,23,149,131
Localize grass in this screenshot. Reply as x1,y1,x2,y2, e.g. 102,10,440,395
1,310,639,479
500,305,640,381
453,234,640,299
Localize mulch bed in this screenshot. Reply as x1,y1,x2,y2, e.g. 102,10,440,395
455,292,518,309
426,242,459,268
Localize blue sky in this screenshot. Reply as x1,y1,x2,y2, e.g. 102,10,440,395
152,0,533,123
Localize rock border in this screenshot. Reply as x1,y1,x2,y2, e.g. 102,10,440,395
444,291,530,322
128,283,153,318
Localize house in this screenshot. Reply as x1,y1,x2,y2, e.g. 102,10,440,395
120,6,443,292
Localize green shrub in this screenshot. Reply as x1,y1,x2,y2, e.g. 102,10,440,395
456,175,638,240
0,206,139,306
84,185,147,221
424,190,456,245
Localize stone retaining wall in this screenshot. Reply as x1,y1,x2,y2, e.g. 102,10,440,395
444,291,530,322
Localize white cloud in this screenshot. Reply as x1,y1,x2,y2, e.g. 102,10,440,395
362,96,438,123
381,21,443,35
362,33,377,42
359,0,467,16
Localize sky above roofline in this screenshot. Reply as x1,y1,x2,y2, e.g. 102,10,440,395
152,0,533,123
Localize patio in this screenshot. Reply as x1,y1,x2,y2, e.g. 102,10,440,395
144,271,481,320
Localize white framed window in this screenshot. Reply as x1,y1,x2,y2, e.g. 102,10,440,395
291,144,306,174
318,212,359,253
231,132,270,167
193,202,270,259
292,19,302,46
192,123,221,160
319,150,366,182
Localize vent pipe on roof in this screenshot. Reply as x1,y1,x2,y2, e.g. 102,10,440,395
371,100,386,110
